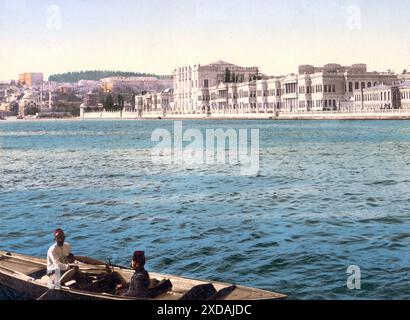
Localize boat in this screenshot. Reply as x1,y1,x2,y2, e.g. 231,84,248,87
0,251,287,300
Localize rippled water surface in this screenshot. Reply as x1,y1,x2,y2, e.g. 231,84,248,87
1,119,410,299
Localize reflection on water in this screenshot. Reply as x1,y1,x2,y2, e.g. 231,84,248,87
1,120,410,299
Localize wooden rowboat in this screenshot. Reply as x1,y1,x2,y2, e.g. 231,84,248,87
0,251,287,300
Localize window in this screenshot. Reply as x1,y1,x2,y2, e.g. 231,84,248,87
349,82,353,92
355,82,359,90
204,79,209,88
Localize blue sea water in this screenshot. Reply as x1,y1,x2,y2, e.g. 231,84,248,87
0,119,410,299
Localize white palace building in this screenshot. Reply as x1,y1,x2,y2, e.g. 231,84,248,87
133,60,403,117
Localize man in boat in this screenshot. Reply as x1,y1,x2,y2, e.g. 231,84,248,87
117,251,150,298
46,228,78,286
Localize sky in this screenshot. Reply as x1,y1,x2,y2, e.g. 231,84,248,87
0,0,409,80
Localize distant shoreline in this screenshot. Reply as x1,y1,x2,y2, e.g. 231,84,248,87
3,114,410,122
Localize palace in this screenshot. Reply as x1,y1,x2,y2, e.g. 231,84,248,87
134,61,401,116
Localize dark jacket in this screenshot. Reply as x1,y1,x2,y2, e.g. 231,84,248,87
124,267,150,298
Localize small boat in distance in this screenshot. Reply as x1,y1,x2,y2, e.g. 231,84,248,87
0,251,287,300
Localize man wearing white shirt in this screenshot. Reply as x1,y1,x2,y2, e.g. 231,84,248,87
47,228,77,287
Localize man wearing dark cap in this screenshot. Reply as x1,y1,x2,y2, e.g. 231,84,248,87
118,251,151,298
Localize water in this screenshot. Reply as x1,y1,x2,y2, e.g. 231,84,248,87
1,119,410,300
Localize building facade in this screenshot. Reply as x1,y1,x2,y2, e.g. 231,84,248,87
354,80,410,110
173,60,259,114
296,64,397,112
135,88,174,116
172,62,397,114
18,73,44,87
399,81,410,109
109,61,405,117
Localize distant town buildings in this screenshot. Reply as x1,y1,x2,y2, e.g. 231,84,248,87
84,91,98,108
18,73,44,87
101,76,173,93
77,80,101,94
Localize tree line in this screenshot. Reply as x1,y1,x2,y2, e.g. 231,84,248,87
48,70,161,83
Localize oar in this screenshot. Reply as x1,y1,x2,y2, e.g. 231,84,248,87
37,289,53,300
75,256,107,265
75,256,130,269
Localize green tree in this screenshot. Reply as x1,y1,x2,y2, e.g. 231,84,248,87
26,105,40,115
104,94,114,111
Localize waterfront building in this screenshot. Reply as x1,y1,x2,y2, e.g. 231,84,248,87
173,60,259,114
296,64,397,112
18,73,44,87
281,74,298,112
353,84,400,110
236,81,257,113
148,62,399,115
353,80,410,111
135,88,174,116
206,78,281,115
86,61,404,117
208,82,232,114
265,78,282,114
399,81,410,109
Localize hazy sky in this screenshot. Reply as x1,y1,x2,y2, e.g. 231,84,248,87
0,0,409,80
